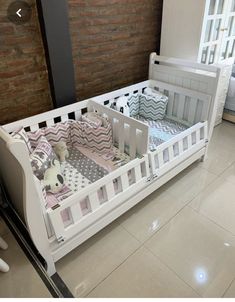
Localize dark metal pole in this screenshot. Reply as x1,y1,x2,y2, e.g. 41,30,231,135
36,0,77,108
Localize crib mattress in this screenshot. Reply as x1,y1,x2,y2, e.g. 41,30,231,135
135,115,188,150
45,146,131,209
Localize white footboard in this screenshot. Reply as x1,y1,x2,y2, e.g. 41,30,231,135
48,155,149,245
148,122,208,178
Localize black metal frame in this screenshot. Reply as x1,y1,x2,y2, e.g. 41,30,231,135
36,0,77,108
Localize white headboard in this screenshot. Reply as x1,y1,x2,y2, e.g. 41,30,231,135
148,53,222,139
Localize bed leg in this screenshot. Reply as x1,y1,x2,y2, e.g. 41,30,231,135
200,154,207,162
46,256,56,277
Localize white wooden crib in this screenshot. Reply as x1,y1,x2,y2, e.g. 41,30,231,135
0,54,222,276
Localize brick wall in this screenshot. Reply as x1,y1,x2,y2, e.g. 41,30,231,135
0,0,52,125
68,0,163,100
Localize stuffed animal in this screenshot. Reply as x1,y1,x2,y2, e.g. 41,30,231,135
110,96,130,117
43,159,64,194
54,141,69,162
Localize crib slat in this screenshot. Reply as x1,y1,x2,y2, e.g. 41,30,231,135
196,129,201,143
201,100,210,121
168,146,174,161
46,119,54,127
50,212,65,240
30,124,39,131
61,114,68,122
135,165,142,182
187,134,192,148
179,140,184,154
129,127,137,159
71,203,83,223
89,192,100,212
158,152,164,168
75,110,82,121
118,120,125,153
121,173,129,191
167,91,174,116
106,182,115,200
188,97,198,124
177,95,186,120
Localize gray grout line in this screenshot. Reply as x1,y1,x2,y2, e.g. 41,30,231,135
189,205,235,237
144,245,202,298
222,277,235,298
86,163,234,297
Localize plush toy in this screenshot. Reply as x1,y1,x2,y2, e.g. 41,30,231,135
54,141,69,162
43,159,64,194
110,96,130,117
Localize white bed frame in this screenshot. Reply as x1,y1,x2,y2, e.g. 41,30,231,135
0,54,221,276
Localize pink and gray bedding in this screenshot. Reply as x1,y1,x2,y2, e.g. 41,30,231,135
27,114,113,157
27,121,72,149
44,146,131,211
81,112,103,127
70,118,113,155
12,128,33,153
66,148,109,183
30,136,58,180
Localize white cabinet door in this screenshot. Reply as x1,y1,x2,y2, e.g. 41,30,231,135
199,0,227,64
219,0,235,60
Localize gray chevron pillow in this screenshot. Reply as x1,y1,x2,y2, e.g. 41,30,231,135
139,93,168,121
128,94,140,117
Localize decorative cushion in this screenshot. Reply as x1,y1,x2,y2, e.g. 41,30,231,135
30,136,58,180
81,112,103,127
83,120,113,154
44,121,72,147
71,118,113,154
12,128,33,154
27,121,72,149
143,87,168,100
27,128,45,149
128,94,140,117
139,93,168,121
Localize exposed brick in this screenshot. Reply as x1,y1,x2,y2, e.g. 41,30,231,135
0,0,52,124
68,0,163,100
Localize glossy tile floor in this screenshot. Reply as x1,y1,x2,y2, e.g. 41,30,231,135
57,121,235,298
0,220,51,298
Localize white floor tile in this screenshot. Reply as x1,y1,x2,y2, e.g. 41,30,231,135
88,247,199,298
220,161,235,185
190,177,235,235
224,279,235,297
56,221,140,297
0,233,51,298
162,163,217,205
145,207,235,297
118,188,187,243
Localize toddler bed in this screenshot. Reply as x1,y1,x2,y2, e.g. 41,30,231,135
0,54,221,276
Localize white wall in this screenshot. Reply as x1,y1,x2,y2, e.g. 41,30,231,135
160,0,206,61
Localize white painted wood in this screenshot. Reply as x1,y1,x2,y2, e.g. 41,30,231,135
0,54,219,276
161,0,206,62
46,119,55,127
4,100,89,133
70,203,83,223
160,0,235,126
30,124,39,131
106,182,115,200
52,148,205,263
89,192,100,212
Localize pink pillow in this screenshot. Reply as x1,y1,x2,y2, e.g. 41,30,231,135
12,128,33,154
30,136,58,180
